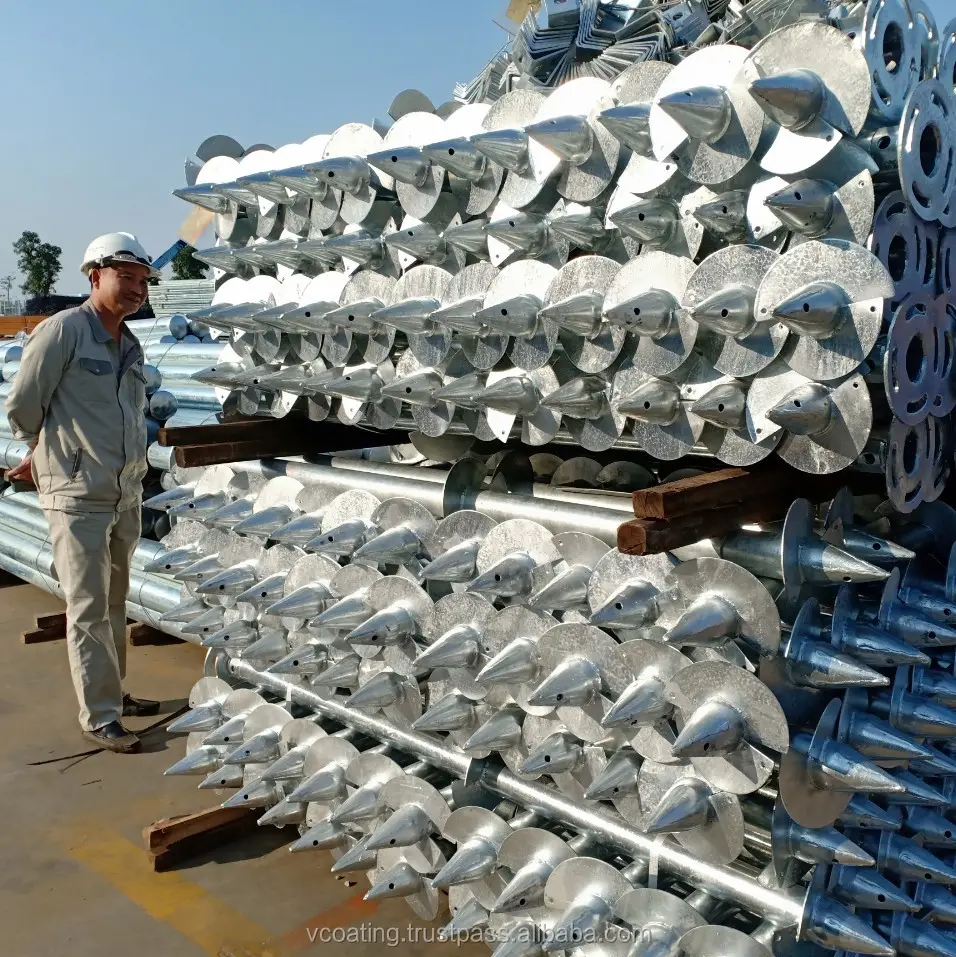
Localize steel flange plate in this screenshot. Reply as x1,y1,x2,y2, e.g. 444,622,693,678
491,91,552,210
884,291,943,425
548,255,625,374
481,606,556,717
898,78,956,222
650,45,763,185
381,112,449,220
869,190,938,316
602,251,697,376
322,123,393,225
637,759,745,865
746,359,873,473
533,78,620,203
886,415,938,512
933,299,956,416
744,22,871,174
665,660,789,793
757,239,893,381
865,0,923,123
685,244,784,378
612,638,692,765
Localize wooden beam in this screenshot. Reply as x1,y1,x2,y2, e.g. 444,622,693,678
21,612,67,644
158,418,293,447
172,425,412,467
631,466,879,520
619,497,807,555
142,806,263,872
127,621,183,646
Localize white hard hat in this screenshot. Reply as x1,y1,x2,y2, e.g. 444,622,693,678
80,232,160,279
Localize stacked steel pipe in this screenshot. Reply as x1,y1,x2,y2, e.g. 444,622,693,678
172,0,954,514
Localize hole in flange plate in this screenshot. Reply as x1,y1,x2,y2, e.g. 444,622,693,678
884,21,904,73
920,124,942,177
906,333,926,382
903,427,920,474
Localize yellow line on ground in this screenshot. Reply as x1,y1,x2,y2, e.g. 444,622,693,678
64,821,285,957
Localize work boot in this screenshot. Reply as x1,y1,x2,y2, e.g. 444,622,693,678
122,694,161,717
83,721,141,753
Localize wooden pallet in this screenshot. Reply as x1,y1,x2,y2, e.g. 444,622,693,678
142,806,263,872
618,464,883,555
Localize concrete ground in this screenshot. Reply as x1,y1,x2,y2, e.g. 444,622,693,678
0,582,492,957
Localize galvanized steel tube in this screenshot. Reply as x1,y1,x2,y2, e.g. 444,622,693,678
230,658,806,928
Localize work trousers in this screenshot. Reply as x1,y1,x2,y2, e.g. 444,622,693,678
45,507,141,731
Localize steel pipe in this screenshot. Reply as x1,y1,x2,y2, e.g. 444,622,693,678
229,657,807,928
242,458,630,542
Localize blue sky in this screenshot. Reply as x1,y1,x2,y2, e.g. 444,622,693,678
1,0,951,297
0,0,507,295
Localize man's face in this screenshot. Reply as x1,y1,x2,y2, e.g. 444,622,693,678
91,262,151,317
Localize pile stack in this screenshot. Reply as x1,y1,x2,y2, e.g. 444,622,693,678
171,0,954,514
132,451,956,955
146,279,216,319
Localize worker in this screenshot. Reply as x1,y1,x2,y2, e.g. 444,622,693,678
4,233,163,753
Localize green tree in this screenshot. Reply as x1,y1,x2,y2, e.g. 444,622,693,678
13,231,62,298
171,245,208,280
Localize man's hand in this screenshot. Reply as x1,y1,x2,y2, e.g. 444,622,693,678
5,453,34,485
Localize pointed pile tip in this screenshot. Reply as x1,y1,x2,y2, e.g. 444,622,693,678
366,805,434,851
656,86,732,143
748,69,826,130
803,895,895,956
431,838,498,889
670,700,744,758
526,658,599,708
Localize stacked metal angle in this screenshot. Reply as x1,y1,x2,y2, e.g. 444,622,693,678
172,2,955,514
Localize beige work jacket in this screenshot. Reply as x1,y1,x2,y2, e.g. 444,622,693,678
5,301,148,512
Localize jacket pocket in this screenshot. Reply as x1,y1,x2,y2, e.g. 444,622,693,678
79,357,113,376
77,356,116,404
70,448,82,480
